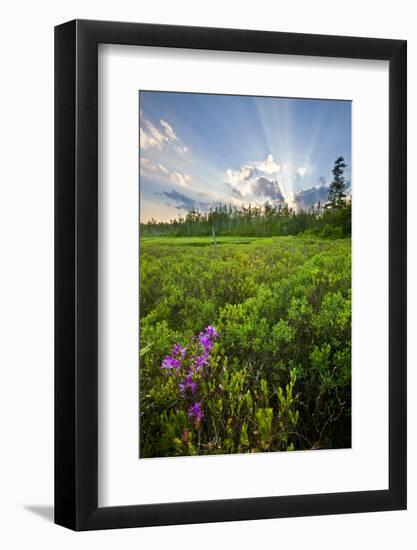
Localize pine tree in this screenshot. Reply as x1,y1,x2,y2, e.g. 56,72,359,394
328,156,347,208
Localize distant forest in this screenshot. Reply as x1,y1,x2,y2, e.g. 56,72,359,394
140,157,351,239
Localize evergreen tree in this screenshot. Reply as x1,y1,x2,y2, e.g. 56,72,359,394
328,156,347,208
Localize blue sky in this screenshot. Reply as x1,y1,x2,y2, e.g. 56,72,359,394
139,91,351,222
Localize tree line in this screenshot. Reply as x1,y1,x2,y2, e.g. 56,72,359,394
141,157,351,239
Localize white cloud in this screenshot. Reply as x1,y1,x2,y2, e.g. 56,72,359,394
255,154,280,174
225,154,282,200
140,157,155,170
160,119,178,142
141,157,190,188
225,154,280,186
225,165,252,185
170,172,191,188
140,157,169,174
157,163,169,174
140,126,163,150
140,120,167,150
225,155,315,210
140,157,169,176
140,115,188,154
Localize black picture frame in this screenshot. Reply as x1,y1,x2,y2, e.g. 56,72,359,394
55,19,407,531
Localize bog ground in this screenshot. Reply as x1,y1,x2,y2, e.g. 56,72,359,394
140,235,351,457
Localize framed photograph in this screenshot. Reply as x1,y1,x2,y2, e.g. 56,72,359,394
55,19,407,530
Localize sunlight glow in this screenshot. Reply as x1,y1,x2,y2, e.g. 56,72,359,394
139,92,351,221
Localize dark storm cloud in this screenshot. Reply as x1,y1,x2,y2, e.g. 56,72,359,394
251,177,285,202
230,187,244,199
159,189,210,211
294,185,330,210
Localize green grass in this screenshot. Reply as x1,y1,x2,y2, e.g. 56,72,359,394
139,235,351,457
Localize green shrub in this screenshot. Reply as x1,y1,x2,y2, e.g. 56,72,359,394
140,235,351,456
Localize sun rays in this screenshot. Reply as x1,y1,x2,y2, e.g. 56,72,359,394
139,91,351,222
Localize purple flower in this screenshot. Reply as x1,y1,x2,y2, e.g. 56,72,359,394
188,402,204,423
161,355,180,370
172,343,186,359
179,372,197,395
194,354,208,372
198,333,213,352
198,325,218,355
205,325,218,339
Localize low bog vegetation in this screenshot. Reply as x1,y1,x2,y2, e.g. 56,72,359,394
140,236,351,457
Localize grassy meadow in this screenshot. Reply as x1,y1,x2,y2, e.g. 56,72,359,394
139,234,351,457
